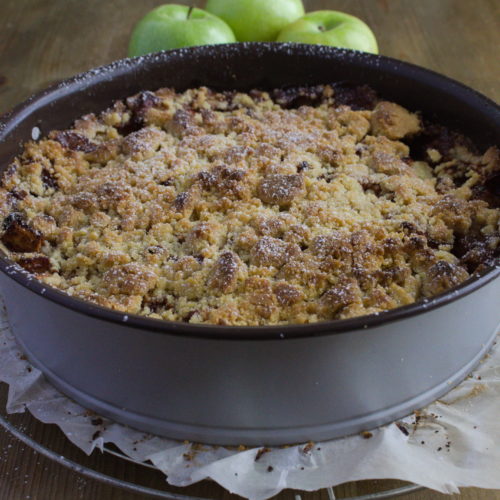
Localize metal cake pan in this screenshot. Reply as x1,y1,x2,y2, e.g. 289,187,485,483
0,43,499,445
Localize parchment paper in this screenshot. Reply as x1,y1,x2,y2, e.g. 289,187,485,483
1,296,499,500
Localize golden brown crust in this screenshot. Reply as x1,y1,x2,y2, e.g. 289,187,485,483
371,101,421,140
0,85,498,325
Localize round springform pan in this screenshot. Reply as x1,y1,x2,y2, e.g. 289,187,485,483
0,43,499,445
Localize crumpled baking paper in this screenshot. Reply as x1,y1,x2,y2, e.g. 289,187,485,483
1,296,499,500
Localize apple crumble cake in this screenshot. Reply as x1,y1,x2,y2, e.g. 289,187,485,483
0,84,498,325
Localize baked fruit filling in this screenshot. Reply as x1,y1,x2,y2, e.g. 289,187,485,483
0,84,498,325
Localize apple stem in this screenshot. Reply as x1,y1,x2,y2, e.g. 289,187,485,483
187,6,194,19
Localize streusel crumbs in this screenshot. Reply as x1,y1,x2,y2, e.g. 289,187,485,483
0,84,498,325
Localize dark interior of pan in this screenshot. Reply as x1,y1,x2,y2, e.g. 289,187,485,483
0,43,499,445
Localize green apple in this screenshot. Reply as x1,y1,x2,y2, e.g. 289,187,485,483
128,4,236,57
205,0,305,42
276,10,378,54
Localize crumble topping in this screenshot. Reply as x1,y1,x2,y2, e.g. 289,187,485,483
0,84,498,325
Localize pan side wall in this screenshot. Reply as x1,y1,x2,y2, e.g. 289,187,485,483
1,275,498,445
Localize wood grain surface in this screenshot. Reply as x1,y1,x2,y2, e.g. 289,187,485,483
0,0,499,499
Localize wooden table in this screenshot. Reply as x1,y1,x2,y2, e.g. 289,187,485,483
0,0,498,498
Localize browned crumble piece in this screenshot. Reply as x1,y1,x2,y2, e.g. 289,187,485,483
167,109,200,137
53,130,97,152
245,277,277,319
85,139,121,164
70,192,99,212
103,263,157,295
253,216,285,237
320,278,360,316
121,126,166,159
126,91,161,116
198,165,247,198
250,236,299,268
96,182,129,210
2,213,44,252
273,282,303,306
16,255,51,274
0,163,18,189
119,90,162,135
257,174,304,206
371,101,421,140
207,251,242,293
421,261,469,297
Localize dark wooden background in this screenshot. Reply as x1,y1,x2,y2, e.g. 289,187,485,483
0,0,499,498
